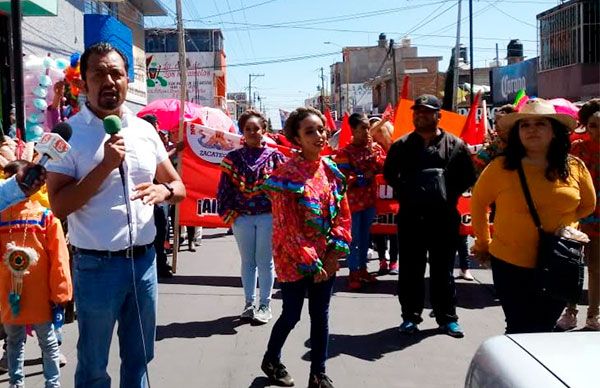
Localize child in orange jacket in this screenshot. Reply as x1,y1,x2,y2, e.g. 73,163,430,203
0,160,72,388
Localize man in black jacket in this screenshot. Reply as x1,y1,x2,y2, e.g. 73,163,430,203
383,95,476,338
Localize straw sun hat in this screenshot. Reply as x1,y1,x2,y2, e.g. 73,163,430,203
499,98,578,131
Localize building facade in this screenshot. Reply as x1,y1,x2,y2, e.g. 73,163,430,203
536,0,599,100
144,28,227,109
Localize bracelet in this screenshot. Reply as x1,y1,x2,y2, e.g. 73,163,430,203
161,182,174,201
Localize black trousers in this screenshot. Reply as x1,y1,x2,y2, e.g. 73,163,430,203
153,205,169,270
491,256,566,334
396,210,459,325
372,233,399,263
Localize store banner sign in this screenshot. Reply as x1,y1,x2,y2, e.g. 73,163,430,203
491,58,538,105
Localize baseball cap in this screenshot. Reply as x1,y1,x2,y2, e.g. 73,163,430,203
412,94,441,111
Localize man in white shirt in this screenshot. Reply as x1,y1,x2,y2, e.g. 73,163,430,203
46,42,185,388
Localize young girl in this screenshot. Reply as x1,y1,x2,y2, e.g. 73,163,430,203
217,110,286,324
261,107,351,388
335,113,386,290
0,160,72,388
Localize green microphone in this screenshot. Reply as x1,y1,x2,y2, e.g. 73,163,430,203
103,114,122,135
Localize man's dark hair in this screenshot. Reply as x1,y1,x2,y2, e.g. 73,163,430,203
504,118,571,182
283,107,326,146
238,109,268,132
80,42,129,81
141,114,159,128
3,160,29,178
349,113,367,129
578,98,600,126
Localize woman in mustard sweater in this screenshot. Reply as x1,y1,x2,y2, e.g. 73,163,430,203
471,99,596,334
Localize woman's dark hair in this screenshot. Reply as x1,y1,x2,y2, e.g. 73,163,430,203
349,113,367,129
238,109,268,131
80,42,129,81
504,118,571,181
283,107,326,146
578,98,600,126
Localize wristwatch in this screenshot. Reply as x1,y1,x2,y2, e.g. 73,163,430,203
161,182,174,201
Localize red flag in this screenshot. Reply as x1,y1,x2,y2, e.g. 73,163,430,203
382,103,394,122
400,75,410,100
460,91,484,145
324,108,337,132
338,112,352,149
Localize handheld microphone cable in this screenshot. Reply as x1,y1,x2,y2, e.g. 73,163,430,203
104,115,152,388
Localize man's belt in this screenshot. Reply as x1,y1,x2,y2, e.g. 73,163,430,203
72,243,154,258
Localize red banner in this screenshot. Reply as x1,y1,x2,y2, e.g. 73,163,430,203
178,123,478,236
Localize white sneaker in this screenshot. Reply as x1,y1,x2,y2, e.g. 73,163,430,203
555,308,578,331
194,227,203,246
0,350,7,372
240,302,255,320
584,316,600,331
459,269,475,281
253,305,273,324
367,249,375,260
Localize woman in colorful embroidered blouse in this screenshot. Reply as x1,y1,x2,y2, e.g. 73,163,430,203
217,110,286,324
261,107,351,388
335,113,386,290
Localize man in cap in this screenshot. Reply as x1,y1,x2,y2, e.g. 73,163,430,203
383,94,475,338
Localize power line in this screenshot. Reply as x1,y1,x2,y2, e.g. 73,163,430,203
239,0,257,58
487,1,538,28
202,0,278,19
403,1,457,37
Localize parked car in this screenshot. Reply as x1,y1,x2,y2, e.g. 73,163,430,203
465,332,599,388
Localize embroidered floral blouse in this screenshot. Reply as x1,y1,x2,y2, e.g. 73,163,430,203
334,143,386,212
264,155,352,282
217,146,286,224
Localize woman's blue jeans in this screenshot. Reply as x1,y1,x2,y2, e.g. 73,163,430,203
265,275,336,374
232,213,275,307
347,207,377,271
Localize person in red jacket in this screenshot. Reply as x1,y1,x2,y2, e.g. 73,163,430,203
0,160,72,388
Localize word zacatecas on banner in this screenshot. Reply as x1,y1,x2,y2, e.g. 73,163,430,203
179,122,478,236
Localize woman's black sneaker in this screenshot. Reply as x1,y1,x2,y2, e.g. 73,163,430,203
308,373,334,388
261,358,294,386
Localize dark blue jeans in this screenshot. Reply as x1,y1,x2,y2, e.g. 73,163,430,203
265,275,336,374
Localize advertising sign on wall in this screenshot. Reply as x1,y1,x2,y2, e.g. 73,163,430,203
145,52,215,106
490,58,538,105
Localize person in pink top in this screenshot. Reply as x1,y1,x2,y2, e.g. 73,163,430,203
260,107,351,388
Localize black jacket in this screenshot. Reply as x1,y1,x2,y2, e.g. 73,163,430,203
383,130,476,212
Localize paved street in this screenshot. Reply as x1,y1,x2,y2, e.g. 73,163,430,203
9,229,509,387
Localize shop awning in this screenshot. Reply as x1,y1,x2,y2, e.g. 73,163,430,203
0,0,58,16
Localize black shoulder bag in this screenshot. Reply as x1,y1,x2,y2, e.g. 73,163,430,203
517,163,584,303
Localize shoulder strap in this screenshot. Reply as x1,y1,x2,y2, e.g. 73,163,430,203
516,162,542,230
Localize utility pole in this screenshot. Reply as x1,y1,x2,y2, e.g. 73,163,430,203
172,0,188,272
469,0,474,103
319,67,325,112
390,39,398,106
248,73,264,109
344,48,350,112
452,0,463,111
495,43,500,66
10,0,24,141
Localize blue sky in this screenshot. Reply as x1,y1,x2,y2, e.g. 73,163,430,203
147,0,559,121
